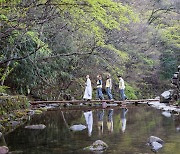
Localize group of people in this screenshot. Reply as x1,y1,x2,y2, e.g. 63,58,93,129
83,74,126,101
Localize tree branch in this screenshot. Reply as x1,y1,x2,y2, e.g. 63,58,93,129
38,50,96,62
0,45,43,65
148,6,176,24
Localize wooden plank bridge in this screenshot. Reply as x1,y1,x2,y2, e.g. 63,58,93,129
30,98,160,105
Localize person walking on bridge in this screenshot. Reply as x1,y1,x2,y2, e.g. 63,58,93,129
83,75,92,100
118,75,126,101
96,75,104,100
105,74,113,100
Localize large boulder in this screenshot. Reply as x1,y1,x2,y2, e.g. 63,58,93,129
147,136,164,152
25,124,46,130
148,136,164,145
151,141,163,152
160,90,173,103
69,124,86,131
84,140,108,152
162,111,171,118
0,146,9,154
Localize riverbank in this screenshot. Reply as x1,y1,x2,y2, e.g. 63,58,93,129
0,95,30,134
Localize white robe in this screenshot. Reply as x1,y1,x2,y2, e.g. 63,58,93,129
83,78,92,99
84,111,93,136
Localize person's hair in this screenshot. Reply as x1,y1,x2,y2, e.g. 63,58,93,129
118,75,122,78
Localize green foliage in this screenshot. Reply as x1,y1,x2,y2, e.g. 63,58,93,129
161,24,180,48
125,83,138,99
103,44,129,61
26,31,51,55
0,0,179,99
0,86,9,93
0,66,15,83
160,50,178,79
58,0,137,46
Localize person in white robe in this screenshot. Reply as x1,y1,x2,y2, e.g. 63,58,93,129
84,111,93,136
83,75,92,100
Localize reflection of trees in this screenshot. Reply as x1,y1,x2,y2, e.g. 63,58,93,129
5,110,83,152
102,107,166,153
4,107,180,153
0,134,7,146
174,115,180,132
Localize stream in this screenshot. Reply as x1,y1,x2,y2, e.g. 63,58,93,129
4,105,180,154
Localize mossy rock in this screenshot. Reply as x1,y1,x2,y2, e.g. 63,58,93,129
39,108,48,111
0,125,5,132
0,95,30,134
0,95,29,114
84,140,108,152
34,110,43,114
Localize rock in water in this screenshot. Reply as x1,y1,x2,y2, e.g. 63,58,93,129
25,124,46,130
148,136,164,145
147,136,164,152
160,90,173,103
102,102,107,108
69,124,86,131
162,111,171,118
84,140,108,152
11,121,20,127
34,110,43,114
0,146,9,154
151,141,163,152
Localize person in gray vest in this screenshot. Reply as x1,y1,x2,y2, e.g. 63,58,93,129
96,75,104,100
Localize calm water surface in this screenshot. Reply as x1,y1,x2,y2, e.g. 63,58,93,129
4,105,180,154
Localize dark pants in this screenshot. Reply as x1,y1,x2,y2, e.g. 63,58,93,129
106,87,113,100
97,88,104,100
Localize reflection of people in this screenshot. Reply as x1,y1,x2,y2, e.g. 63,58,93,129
106,74,113,100
118,75,126,101
97,110,104,135
84,111,93,136
83,75,92,100
121,108,128,133
107,109,114,133
96,75,104,100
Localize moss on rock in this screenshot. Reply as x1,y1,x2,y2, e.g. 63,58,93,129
0,95,30,134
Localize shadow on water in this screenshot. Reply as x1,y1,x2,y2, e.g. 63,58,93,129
4,105,180,154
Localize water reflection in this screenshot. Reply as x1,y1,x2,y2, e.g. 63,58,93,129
107,109,114,133
4,106,180,154
83,111,93,136
121,108,128,133
97,110,104,136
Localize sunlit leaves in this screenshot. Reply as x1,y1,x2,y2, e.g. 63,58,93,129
26,31,51,55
